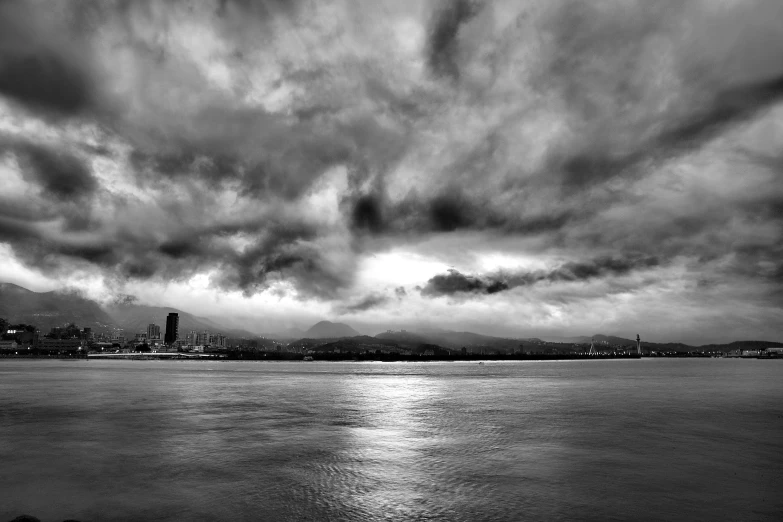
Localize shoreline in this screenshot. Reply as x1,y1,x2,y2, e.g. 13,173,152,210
3,353,659,362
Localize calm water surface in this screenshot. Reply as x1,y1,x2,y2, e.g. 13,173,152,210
1,359,781,521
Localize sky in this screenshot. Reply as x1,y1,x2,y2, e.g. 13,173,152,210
1,0,782,344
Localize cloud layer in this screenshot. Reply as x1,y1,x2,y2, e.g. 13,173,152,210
0,0,782,342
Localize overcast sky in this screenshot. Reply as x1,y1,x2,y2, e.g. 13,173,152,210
1,0,782,344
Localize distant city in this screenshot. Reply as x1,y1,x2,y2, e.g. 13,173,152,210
1,311,782,361
0,312,236,357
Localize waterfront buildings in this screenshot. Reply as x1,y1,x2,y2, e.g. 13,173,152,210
36,338,82,351
147,323,161,341
0,340,18,350
164,313,179,345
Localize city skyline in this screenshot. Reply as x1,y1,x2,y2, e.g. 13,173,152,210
1,1,783,345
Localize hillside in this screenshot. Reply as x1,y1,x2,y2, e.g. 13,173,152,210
0,282,255,338
2,282,780,349
288,335,451,355
305,321,360,338
104,304,255,339
376,329,538,354
0,282,116,332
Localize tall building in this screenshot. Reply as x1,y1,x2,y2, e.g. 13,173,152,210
164,313,179,345
147,323,161,340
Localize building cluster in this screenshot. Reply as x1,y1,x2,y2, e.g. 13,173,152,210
107,313,228,353
726,347,783,358
0,312,231,355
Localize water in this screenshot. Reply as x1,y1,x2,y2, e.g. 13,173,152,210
1,359,781,521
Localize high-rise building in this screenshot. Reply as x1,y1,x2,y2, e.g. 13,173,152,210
147,323,161,340
164,313,179,345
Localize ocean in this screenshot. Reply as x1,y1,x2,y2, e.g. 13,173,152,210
1,359,781,521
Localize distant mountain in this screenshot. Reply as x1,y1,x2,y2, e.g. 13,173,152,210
0,282,255,338
0,282,116,332
264,327,307,340
304,321,360,338
308,335,399,352
539,335,593,344
376,329,535,354
104,303,256,339
591,334,638,346
541,334,783,353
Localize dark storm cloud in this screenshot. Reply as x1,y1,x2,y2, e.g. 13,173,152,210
352,194,384,233
0,0,412,298
57,242,117,265
0,51,94,118
128,98,409,203
548,256,660,282
658,75,783,150
551,73,783,190
362,188,573,237
429,190,475,232
0,215,37,242
129,149,242,191
0,1,96,118
421,256,660,297
421,269,506,297
535,1,783,192
201,220,358,299
0,139,99,235
427,0,481,80
0,0,781,332
14,143,97,198
158,239,204,259
338,293,390,314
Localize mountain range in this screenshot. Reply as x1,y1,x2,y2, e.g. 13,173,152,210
1,282,781,352
0,282,115,332
0,282,254,339
304,321,360,338
104,303,256,339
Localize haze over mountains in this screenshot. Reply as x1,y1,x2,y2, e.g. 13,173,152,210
0,282,115,332
105,302,256,339
0,282,255,339
304,321,361,339
1,282,781,353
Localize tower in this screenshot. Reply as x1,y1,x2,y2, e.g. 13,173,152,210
147,323,160,341
636,334,641,356
589,337,597,355
164,313,179,345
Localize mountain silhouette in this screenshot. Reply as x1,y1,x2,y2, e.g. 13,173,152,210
0,282,254,338
0,282,115,331
304,321,360,338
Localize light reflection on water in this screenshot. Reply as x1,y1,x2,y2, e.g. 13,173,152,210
0,359,781,521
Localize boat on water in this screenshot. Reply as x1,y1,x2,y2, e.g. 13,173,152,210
303,356,314,361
